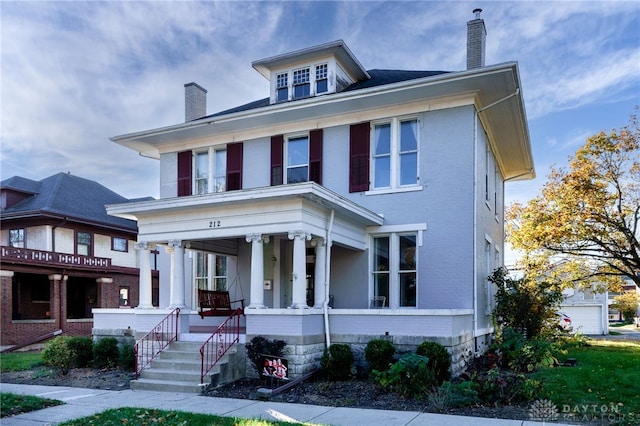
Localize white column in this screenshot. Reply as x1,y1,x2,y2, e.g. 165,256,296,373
167,240,186,308
135,242,154,309
288,230,311,309
312,237,326,308
246,233,267,308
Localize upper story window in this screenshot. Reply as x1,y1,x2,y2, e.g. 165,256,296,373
315,63,328,94
77,232,92,256
112,237,128,252
293,67,310,99
194,148,228,195
372,117,419,190
276,73,288,102
9,229,24,248
286,135,309,184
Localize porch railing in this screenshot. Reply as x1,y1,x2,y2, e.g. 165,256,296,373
200,308,242,384
1,246,112,270
134,308,180,378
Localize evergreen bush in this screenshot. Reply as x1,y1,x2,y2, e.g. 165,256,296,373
93,337,119,368
364,339,396,373
416,340,451,385
67,336,93,368
118,344,136,371
320,343,353,381
42,336,73,375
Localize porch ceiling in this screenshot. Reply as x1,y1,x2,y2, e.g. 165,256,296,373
106,182,383,250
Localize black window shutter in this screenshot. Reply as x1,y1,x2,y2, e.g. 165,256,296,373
271,135,284,186
226,142,243,191
309,129,323,185
177,150,192,196
349,122,370,192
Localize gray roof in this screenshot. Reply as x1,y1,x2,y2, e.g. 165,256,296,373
0,173,149,232
203,69,449,120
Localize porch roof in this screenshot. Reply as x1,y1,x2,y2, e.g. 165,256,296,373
106,182,384,250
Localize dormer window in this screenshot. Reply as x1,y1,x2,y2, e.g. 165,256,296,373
316,64,328,94
276,73,288,102
293,68,310,99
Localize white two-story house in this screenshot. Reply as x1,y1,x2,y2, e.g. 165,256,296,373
100,11,534,377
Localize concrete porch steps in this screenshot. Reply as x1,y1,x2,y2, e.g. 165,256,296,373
131,340,245,393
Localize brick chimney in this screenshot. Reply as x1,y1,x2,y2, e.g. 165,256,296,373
467,8,486,70
184,82,207,122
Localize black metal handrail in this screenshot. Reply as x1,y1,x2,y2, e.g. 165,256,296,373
134,308,180,378
200,308,242,383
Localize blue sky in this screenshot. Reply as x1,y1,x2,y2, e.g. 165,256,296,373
2,1,639,209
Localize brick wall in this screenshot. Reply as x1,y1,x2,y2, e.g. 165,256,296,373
0,269,142,347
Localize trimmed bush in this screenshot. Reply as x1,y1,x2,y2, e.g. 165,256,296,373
42,336,73,375
372,353,436,398
67,336,93,368
118,344,136,371
93,337,119,369
364,339,396,373
320,343,353,381
245,336,287,376
416,340,451,385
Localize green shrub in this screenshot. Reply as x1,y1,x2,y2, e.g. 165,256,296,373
118,344,136,371
428,380,479,411
320,344,353,381
245,336,287,376
93,337,119,368
472,367,541,405
494,327,557,373
67,336,93,368
364,339,396,373
372,353,436,398
42,336,73,375
416,341,451,385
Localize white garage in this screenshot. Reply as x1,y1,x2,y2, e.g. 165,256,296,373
561,304,608,335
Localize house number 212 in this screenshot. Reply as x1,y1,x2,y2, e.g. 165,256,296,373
209,220,221,228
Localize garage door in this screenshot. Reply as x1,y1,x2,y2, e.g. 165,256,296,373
561,306,604,335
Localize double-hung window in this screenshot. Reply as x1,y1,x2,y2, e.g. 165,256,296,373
372,232,418,308
293,67,310,99
195,148,228,194
276,73,289,102
315,63,328,94
372,117,419,190
77,232,91,256
286,135,309,184
9,229,24,248
194,252,228,292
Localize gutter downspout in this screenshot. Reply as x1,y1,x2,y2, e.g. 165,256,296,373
472,114,479,353
323,209,335,348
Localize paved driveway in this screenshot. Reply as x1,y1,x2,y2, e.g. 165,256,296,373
590,324,640,341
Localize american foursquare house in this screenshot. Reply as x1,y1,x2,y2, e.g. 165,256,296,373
98,11,534,383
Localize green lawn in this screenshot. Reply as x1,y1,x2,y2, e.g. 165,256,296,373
0,351,43,371
58,407,315,425
534,340,640,425
1,393,63,417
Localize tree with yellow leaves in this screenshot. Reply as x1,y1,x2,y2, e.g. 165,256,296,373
507,110,639,291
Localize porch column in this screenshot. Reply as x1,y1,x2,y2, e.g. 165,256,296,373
288,230,311,309
312,237,326,308
167,240,186,308
135,242,154,309
246,233,268,308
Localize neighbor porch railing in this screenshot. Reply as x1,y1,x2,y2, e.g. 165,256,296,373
134,308,180,378
200,308,242,383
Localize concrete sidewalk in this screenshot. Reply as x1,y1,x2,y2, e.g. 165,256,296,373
0,383,573,426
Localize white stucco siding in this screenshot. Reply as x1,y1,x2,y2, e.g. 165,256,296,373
242,137,271,189
23,226,51,250
54,228,74,254
159,152,178,198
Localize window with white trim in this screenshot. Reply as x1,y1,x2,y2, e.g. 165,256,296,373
112,237,128,252
286,135,309,184
194,252,228,291
77,232,91,256
371,232,417,308
293,67,310,99
276,72,288,102
195,148,227,194
315,63,328,93
372,117,419,190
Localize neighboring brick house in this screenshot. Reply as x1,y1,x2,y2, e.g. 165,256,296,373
101,11,535,375
0,172,159,347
